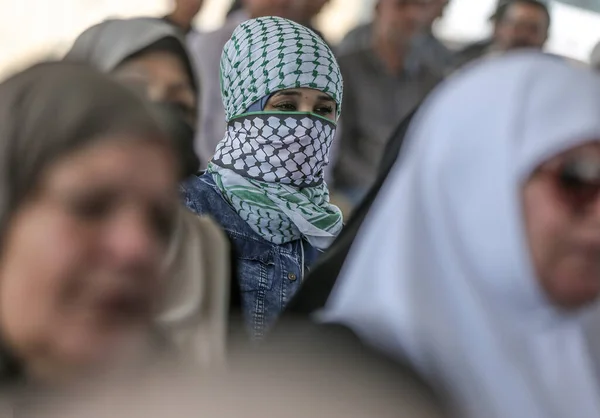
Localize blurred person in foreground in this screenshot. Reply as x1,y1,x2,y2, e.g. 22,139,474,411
191,0,299,169
453,0,550,69
32,322,450,418
182,17,343,338
321,52,600,418
333,0,441,205
65,19,232,365
0,62,179,394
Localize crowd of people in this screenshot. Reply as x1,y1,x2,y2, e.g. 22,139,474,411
2,0,600,416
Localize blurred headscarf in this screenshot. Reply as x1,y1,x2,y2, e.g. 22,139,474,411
0,61,169,382
0,62,166,241
66,19,231,365
64,17,200,177
65,17,197,90
209,17,343,249
320,52,600,418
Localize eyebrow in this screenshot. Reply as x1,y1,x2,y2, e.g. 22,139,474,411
273,91,336,103
318,95,336,103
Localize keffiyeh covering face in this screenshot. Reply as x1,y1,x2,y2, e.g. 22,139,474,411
209,17,343,248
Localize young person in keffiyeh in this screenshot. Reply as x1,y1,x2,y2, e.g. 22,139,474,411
181,16,343,337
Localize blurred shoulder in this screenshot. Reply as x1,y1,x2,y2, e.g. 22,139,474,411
242,320,452,417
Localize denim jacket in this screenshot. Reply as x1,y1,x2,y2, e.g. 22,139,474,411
181,172,322,337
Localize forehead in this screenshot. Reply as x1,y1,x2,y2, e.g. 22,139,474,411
46,137,176,195
274,87,335,100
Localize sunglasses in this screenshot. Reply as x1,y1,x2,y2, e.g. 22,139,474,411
541,157,600,209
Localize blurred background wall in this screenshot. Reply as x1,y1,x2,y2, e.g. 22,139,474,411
1,0,599,80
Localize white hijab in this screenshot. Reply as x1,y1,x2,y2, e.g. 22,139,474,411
320,52,600,418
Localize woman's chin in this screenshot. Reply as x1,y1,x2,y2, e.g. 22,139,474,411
53,328,150,376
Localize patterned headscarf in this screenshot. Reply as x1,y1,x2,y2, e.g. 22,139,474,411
219,17,343,120
209,17,343,249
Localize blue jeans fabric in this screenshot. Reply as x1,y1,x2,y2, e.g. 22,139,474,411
181,172,321,337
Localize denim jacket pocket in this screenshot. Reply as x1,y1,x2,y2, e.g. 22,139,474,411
230,234,275,292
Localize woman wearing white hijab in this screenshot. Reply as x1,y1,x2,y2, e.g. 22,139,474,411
321,52,600,418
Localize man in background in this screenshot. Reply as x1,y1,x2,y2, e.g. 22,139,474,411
190,0,295,168
333,0,441,205
337,0,452,75
336,19,370,56
163,0,204,35
413,0,454,74
454,0,550,69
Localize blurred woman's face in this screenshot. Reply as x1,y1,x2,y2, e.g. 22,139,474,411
114,50,197,126
0,137,178,380
523,142,600,309
264,88,337,121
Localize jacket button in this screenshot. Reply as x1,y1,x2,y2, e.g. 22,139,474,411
288,273,297,281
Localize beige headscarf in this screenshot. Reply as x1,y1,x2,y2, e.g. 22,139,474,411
159,208,230,367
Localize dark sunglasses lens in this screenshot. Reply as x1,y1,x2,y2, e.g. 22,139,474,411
559,160,600,207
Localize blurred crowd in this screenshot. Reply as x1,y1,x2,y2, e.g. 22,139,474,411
2,0,600,417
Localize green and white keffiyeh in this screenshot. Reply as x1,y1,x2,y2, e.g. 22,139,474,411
210,17,343,248
219,17,343,120
210,161,342,248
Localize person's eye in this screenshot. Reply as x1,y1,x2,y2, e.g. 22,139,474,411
68,194,114,221
273,102,297,111
149,206,176,242
315,106,334,116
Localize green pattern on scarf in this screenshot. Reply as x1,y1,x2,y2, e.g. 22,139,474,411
209,162,342,248
212,17,344,248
